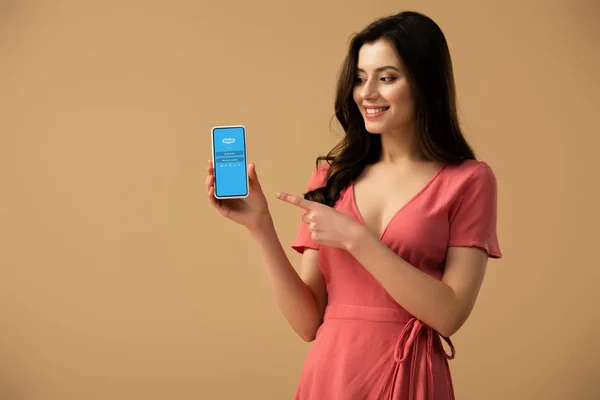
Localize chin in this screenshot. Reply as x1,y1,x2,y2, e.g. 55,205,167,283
363,121,386,134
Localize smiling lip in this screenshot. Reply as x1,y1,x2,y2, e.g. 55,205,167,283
363,106,389,119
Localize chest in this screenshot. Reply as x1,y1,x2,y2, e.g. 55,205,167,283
350,166,443,239
326,172,450,278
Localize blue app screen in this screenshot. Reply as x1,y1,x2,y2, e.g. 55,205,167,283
212,126,248,197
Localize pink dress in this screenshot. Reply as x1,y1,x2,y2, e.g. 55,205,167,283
291,160,502,400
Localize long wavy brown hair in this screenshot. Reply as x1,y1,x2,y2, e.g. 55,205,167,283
304,11,476,207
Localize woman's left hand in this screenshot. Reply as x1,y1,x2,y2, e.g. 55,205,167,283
276,192,367,251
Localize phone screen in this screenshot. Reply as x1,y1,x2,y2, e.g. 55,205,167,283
212,126,248,198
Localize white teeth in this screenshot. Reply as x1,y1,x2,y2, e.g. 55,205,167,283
366,108,387,114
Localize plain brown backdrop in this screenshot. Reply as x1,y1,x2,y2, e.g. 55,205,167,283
1,0,599,399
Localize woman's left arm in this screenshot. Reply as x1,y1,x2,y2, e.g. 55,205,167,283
346,230,489,337
277,162,499,337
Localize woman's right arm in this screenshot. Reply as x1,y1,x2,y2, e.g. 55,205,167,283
250,216,327,342
206,161,326,341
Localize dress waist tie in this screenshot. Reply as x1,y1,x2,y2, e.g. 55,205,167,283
390,317,456,400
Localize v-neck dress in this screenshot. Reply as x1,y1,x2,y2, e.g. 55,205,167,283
291,159,502,400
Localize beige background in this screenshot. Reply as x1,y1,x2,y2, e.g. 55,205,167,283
1,0,599,399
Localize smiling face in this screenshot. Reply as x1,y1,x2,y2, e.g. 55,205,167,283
353,39,415,135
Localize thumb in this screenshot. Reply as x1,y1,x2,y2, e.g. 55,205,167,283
248,163,259,182
248,163,262,190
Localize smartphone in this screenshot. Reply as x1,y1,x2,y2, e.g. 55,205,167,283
211,125,249,199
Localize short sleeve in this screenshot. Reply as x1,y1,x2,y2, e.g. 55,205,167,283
448,164,502,258
291,164,329,254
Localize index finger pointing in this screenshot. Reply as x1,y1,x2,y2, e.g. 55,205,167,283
276,192,314,210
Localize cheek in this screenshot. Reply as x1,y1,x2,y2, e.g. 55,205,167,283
383,84,412,107
385,86,414,119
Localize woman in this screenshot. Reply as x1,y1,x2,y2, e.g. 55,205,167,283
206,10,501,400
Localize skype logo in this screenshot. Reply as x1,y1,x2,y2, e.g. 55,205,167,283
222,138,236,145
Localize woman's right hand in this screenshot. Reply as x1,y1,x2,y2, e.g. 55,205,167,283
206,160,272,232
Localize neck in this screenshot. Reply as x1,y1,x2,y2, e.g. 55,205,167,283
378,124,424,165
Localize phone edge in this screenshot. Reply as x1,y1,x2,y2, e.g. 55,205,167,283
211,125,250,200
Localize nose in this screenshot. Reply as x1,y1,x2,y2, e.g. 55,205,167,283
359,79,379,101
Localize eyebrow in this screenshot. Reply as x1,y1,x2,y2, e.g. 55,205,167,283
356,65,401,73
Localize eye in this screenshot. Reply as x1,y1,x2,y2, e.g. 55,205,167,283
354,76,365,84
381,76,396,83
